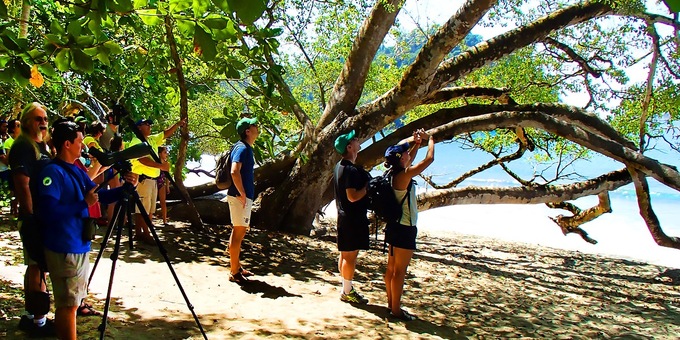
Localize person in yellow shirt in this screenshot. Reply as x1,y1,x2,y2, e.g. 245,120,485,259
128,117,185,244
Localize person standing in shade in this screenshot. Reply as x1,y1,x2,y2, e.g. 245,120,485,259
38,120,137,340
9,102,55,336
128,117,184,244
333,130,371,304
383,129,434,321
5,118,21,215
226,117,259,284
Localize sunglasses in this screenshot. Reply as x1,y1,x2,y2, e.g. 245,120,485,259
34,116,48,123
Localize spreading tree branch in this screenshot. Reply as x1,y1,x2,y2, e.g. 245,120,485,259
316,0,403,129
417,169,631,210
429,1,612,91
628,166,680,249
547,191,612,244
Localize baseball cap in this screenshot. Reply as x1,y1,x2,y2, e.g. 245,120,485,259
135,118,153,126
384,143,410,163
334,130,356,154
74,116,88,124
236,117,258,135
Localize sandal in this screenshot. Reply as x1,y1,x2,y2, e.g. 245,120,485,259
238,267,254,277
389,309,416,321
229,272,249,284
77,304,102,317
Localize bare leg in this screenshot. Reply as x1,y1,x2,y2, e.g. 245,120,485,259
229,226,248,274
339,250,359,281
388,246,414,315
158,183,167,224
55,306,78,340
25,265,47,319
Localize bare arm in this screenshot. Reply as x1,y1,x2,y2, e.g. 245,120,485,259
346,186,367,202
163,118,186,139
13,172,32,214
394,135,435,190
138,156,170,171
230,161,246,197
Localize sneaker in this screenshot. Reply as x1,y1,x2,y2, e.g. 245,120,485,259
29,318,56,338
340,288,369,304
18,315,33,331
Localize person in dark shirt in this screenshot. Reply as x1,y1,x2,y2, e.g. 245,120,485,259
333,130,370,304
8,102,55,336
226,117,259,284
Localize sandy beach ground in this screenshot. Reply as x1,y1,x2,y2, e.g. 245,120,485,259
1,211,680,339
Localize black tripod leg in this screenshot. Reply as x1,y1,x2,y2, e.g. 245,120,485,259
89,199,125,286
98,208,126,340
131,191,208,339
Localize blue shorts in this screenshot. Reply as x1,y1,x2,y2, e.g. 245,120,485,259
385,222,417,250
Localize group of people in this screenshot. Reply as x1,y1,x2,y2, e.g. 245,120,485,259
6,102,184,339
7,100,428,338
332,128,435,321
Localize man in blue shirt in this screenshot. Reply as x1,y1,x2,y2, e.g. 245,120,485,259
226,117,258,283
38,120,136,339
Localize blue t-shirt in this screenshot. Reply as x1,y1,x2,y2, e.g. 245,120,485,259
227,141,255,200
38,160,95,254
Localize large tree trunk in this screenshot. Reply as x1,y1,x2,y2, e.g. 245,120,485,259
164,15,203,229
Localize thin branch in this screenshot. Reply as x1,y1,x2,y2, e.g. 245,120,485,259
542,36,602,78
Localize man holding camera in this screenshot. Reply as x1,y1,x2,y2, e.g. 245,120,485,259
128,117,185,244
37,120,137,340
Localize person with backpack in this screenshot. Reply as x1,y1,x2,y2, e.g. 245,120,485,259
37,120,137,340
226,117,259,284
9,102,56,336
383,129,434,321
333,130,371,304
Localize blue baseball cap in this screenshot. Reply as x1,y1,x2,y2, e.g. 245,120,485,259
135,118,153,126
385,143,410,163
334,130,356,154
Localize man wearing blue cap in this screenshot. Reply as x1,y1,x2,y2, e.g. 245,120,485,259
128,116,185,244
226,117,259,283
333,130,370,304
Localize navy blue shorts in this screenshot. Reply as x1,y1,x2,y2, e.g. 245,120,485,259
337,216,370,251
385,222,417,250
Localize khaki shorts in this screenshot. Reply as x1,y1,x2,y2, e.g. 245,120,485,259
227,195,253,229
18,220,37,266
135,177,158,215
44,249,89,308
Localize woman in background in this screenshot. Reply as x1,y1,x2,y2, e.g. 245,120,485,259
156,146,170,225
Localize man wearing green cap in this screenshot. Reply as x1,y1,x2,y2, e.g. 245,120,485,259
226,117,259,283
332,130,370,304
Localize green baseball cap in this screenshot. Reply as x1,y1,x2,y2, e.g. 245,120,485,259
236,117,258,135
334,130,356,154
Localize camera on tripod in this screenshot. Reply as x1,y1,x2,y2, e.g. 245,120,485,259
88,144,148,174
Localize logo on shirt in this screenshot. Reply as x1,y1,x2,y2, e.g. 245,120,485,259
42,177,52,186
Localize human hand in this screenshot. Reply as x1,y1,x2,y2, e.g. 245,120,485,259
238,195,246,208
123,173,139,186
178,118,187,128
85,187,99,206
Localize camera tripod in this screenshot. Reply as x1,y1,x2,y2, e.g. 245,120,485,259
89,179,208,340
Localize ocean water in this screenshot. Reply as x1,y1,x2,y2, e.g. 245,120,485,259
186,141,680,269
